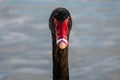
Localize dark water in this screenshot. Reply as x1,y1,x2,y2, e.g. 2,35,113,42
0,0,120,80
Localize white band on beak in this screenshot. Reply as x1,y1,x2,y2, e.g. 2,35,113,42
57,38,68,45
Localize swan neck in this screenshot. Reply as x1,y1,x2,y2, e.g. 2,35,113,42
52,33,69,80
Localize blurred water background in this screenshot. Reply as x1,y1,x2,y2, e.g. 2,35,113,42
0,0,120,80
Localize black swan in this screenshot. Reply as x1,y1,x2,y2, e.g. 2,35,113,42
49,7,72,80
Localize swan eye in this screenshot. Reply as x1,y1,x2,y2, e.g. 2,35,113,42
63,16,66,20
55,13,58,16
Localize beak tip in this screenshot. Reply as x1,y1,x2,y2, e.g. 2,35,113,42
58,41,67,49
57,38,68,49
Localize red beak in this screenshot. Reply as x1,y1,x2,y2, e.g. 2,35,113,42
54,17,69,49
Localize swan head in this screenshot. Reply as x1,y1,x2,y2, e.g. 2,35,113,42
49,8,72,49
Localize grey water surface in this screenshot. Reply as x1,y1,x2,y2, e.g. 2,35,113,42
0,0,120,80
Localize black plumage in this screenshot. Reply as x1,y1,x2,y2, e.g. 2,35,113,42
49,7,72,80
